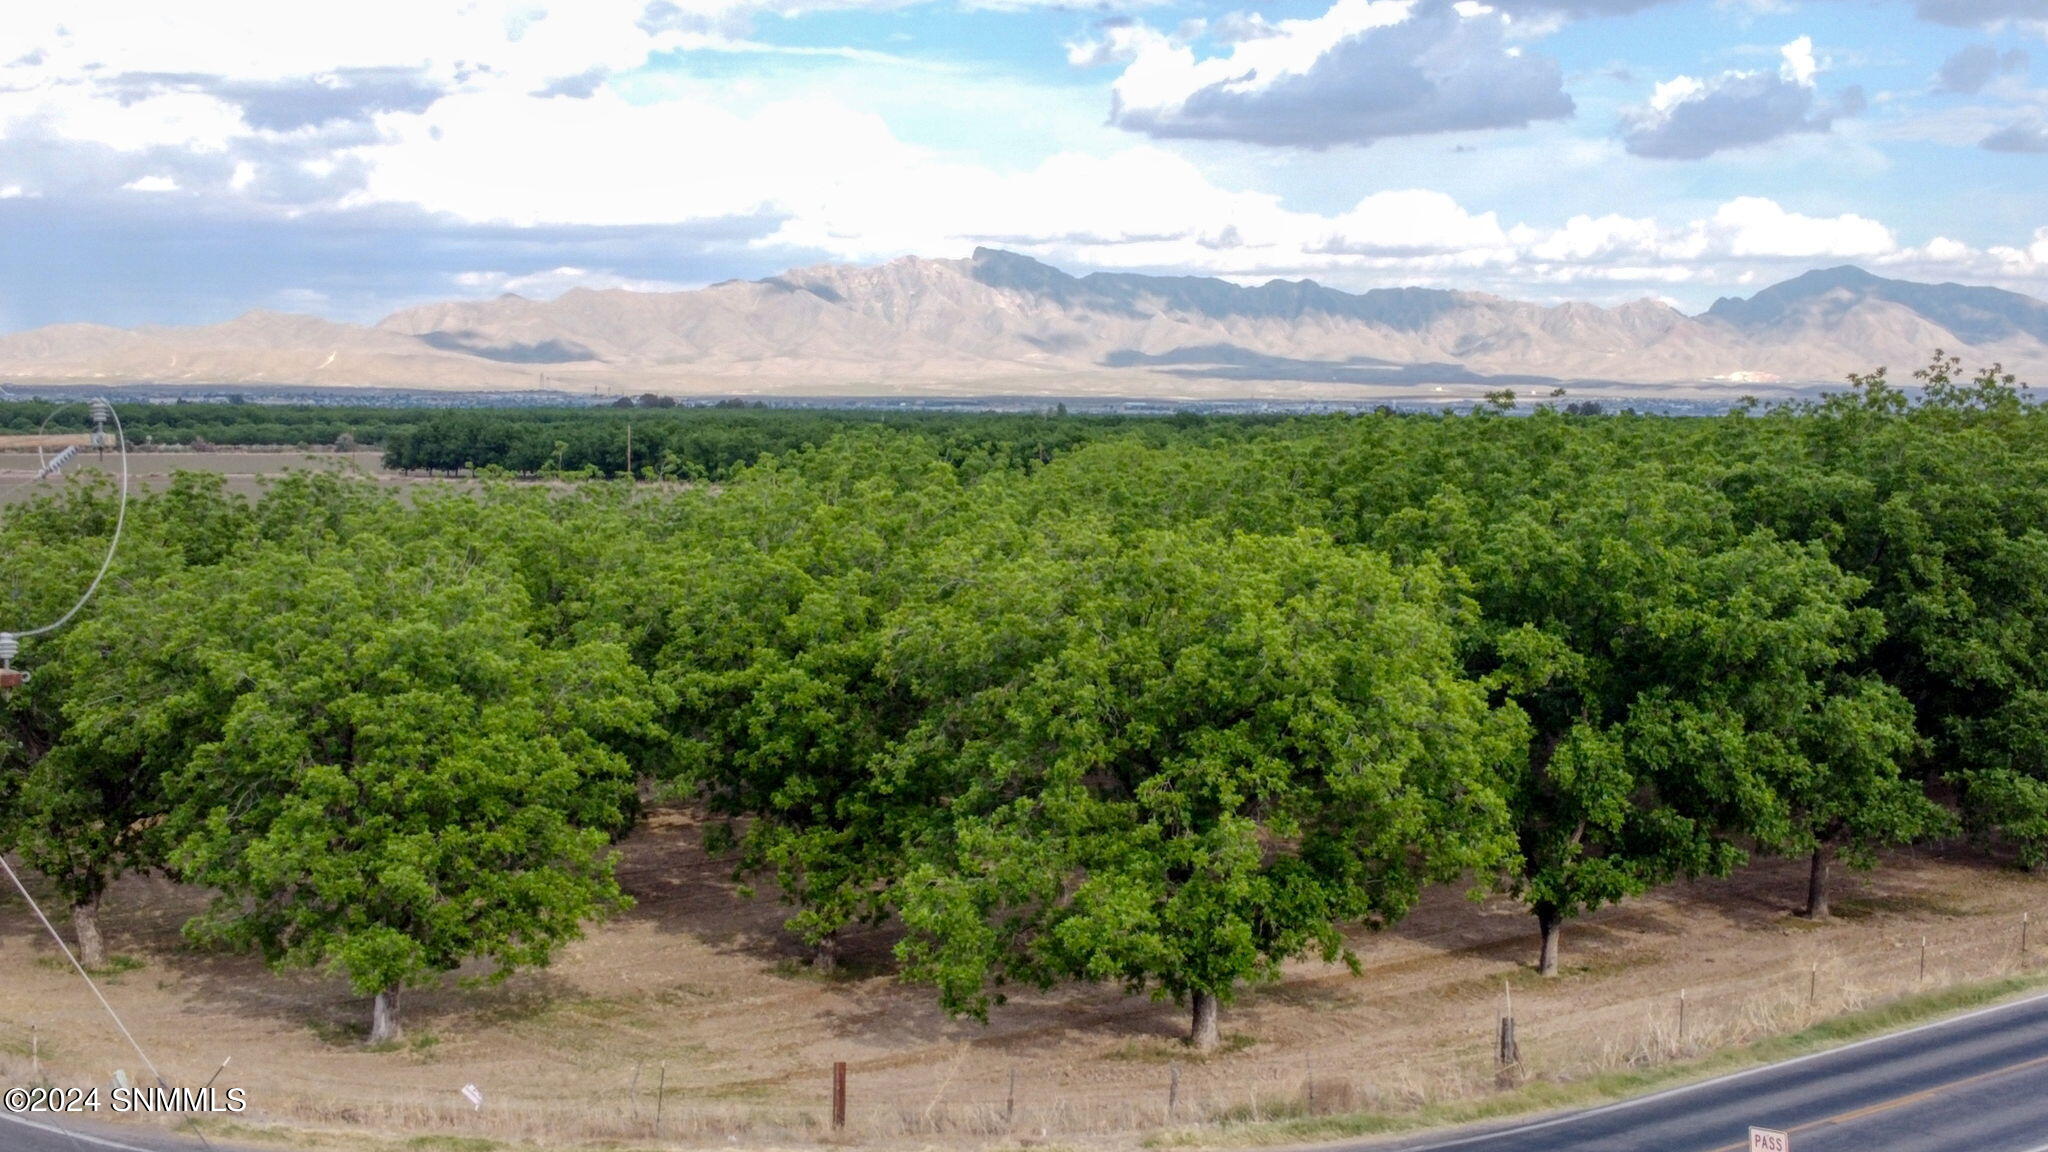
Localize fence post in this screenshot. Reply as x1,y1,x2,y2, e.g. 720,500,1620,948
832,1061,848,1131
1678,988,1687,1045
1006,1067,1016,1126
1809,962,1818,1009
655,1061,666,1140
1168,1064,1179,1119
2024,913,2031,963
1920,936,1928,984
1496,978,1520,1088
30,1024,38,1080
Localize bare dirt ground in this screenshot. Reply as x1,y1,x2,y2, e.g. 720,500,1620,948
3,805,2045,1151
0,434,91,450
0,450,432,503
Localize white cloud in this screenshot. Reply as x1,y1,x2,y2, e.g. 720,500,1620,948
1983,122,2048,151
1497,199,1893,271
1620,36,1860,159
1524,213,1679,262
1319,190,1512,256
0,0,962,209
1912,0,2048,36
1066,22,1174,68
1649,75,1707,112
1099,0,1575,148
1705,197,1893,258
1,0,2043,316
349,89,924,227
1934,43,2030,94
452,266,707,296
1780,34,1819,86
157,68,2008,302
0,86,249,155
0,1,688,90
1869,228,2048,289
1920,236,1972,262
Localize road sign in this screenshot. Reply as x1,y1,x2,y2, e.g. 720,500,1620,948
1750,1126,1789,1152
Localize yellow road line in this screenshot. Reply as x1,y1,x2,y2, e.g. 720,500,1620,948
1702,1049,2048,1151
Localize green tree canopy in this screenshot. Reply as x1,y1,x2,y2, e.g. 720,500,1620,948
154,536,651,1042
886,524,1522,1047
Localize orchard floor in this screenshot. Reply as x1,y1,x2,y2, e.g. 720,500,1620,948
0,449,399,504
0,450,698,507
2,806,2045,1152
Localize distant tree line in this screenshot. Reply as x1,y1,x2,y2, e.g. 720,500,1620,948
376,408,1286,480
0,399,436,448
3,355,2045,1052
1,398,1227,466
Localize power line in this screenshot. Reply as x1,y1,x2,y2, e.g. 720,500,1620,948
1,400,129,689
15,400,130,639
0,855,166,1089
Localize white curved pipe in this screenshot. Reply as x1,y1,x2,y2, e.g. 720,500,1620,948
7,398,130,640
36,444,79,479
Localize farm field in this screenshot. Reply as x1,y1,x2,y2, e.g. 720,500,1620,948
10,371,2048,1151
1,807,2042,1151
16,1,2048,1147
0,450,406,503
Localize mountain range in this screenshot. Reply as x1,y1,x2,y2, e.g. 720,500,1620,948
5,251,2045,400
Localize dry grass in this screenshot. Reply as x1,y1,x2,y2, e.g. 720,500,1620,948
0,433,91,450
4,810,2047,1151
0,450,488,504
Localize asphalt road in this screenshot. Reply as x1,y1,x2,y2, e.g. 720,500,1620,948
1366,988,2048,1152
9,991,2048,1151
0,1111,228,1152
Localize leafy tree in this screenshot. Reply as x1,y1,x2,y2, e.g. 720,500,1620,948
887,525,1520,1048
1755,676,1944,917
18,365,2048,1051
158,538,651,1043
655,437,964,967
1380,472,1908,972
0,477,210,966
1730,355,2048,865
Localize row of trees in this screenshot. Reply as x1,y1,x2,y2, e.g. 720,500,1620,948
0,398,434,449
375,407,1268,480
0,397,1212,463
1,357,2042,1051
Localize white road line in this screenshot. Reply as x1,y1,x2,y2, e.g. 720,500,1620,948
0,1110,170,1151
1378,987,2048,1152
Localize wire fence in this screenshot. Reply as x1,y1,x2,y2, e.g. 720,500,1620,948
3,909,2044,1147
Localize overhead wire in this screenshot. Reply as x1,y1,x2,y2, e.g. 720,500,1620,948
0,854,166,1089
12,400,130,639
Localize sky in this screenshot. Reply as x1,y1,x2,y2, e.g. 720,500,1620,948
0,0,2044,331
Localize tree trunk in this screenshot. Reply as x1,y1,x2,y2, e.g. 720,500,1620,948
1189,991,1220,1052
1804,845,1832,920
369,987,403,1046
1537,905,1562,977
813,931,839,976
72,894,106,970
